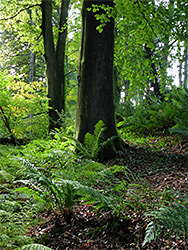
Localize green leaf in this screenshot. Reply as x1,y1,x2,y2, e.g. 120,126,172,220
21,244,53,250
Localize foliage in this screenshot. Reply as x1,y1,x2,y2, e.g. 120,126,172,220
143,191,188,246
0,190,44,249
83,120,106,160
0,197,34,249
0,71,48,139
0,144,48,250
21,244,53,250
0,129,187,248
14,156,118,223
114,0,187,101
0,0,187,248
87,3,115,33
117,87,188,135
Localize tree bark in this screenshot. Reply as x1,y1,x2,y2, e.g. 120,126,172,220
76,0,125,160
41,0,69,130
144,44,161,97
183,47,188,90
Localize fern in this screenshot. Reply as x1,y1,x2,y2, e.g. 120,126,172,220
84,120,106,160
118,86,188,134
0,170,14,183
15,158,118,222
143,200,188,246
12,186,46,203
0,207,33,249
21,244,53,250
142,220,163,246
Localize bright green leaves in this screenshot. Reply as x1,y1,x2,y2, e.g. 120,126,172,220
0,71,48,138
87,3,115,33
114,0,187,102
84,120,106,160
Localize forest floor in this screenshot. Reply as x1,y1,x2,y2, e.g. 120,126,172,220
29,135,188,250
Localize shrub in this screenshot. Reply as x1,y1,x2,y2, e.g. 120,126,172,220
117,87,188,135
0,70,49,139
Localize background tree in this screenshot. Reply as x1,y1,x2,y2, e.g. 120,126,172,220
0,0,71,130
114,0,187,107
41,0,70,130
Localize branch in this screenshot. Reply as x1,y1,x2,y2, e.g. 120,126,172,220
136,1,158,39
64,70,77,77
138,0,184,42
0,4,41,21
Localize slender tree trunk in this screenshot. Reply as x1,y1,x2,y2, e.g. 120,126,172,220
56,0,70,113
29,48,35,83
0,106,16,144
179,58,183,87
76,0,125,160
29,11,35,83
184,47,188,90
41,0,69,130
144,45,161,97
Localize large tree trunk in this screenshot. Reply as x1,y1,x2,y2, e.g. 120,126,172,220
76,0,124,160
183,4,188,90
41,0,69,130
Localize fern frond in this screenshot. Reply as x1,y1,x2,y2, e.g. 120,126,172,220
142,220,163,246
12,186,45,202
0,170,14,183
63,134,91,159
143,200,188,246
0,209,12,221
56,179,117,211
84,132,94,149
83,120,106,160
92,120,106,158
21,244,53,250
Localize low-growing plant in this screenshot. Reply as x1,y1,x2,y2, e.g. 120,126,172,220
14,158,119,223
117,86,188,135
84,120,106,160
143,198,188,246
0,193,36,249
21,244,53,250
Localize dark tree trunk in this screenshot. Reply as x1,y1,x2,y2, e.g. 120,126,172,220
179,51,183,87
184,47,188,90
28,9,35,83
41,0,69,130
76,0,125,160
183,0,188,89
144,44,161,98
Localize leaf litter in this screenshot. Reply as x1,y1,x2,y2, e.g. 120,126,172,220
28,135,188,249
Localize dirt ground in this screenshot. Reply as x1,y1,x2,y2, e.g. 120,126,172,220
29,136,188,249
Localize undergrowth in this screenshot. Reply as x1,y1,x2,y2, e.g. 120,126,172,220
117,86,188,136
0,129,187,249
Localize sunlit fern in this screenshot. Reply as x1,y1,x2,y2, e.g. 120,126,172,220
21,244,53,250
84,120,106,160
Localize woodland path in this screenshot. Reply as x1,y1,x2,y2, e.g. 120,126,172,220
29,136,188,250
